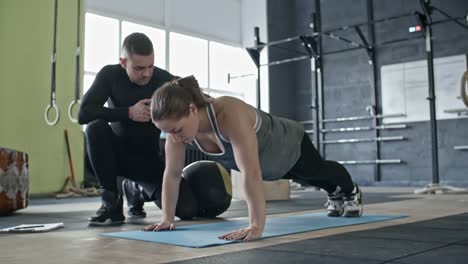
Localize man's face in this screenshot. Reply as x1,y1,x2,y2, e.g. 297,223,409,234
120,53,155,86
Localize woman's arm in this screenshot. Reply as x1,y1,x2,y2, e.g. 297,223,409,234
219,102,266,241
143,134,186,231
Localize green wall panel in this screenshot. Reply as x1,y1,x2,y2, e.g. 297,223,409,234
0,0,85,194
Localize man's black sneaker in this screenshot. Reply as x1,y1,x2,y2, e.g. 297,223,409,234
88,190,125,226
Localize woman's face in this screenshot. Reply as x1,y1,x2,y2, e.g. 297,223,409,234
154,105,199,144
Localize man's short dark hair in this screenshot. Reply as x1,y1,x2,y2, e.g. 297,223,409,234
121,32,153,58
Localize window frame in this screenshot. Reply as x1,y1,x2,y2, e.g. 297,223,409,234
83,11,255,105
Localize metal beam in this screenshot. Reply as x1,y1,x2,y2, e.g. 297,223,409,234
321,113,405,123
321,136,405,144
338,159,402,165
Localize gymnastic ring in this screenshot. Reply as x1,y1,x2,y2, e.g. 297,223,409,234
68,100,80,123
461,70,468,108
44,102,60,126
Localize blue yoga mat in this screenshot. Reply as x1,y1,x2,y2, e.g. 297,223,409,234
102,212,404,248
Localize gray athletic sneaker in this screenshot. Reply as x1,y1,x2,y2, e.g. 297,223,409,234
343,184,363,217
325,193,344,217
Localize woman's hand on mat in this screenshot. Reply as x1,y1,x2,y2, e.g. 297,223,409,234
142,221,175,232
218,226,263,242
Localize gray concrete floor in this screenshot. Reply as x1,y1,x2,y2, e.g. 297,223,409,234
0,187,467,264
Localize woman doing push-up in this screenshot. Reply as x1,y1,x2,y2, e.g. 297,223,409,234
143,75,363,242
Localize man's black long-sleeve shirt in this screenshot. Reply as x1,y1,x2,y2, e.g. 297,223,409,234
78,64,175,154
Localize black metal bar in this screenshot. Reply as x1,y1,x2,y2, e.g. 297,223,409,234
354,25,373,62
246,44,261,110
321,113,405,123
246,48,260,67
270,44,309,56
311,12,320,153
248,14,428,63
51,0,58,107
44,0,60,126
254,27,261,109
444,108,468,115
256,66,261,110
74,0,81,102
258,36,317,67
254,36,302,49
431,6,468,30
432,16,468,27
320,124,407,133
300,120,314,125
299,35,317,58
454,145,468,151
323,12,415,34
323,32,365,48
321,136,405,144
312,58,320,149
322,46,363,56
354,26,369,48
227,73,255,83
338,159,402,165
421,0,440,184
367,0,381,181
261,55,310,67
375,35,425,47
254,26,261,50
415,12,427,33
315,0,325,157
317,35,424,56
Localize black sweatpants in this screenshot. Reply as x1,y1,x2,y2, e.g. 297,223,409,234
85,119,198,218
283,133,355,195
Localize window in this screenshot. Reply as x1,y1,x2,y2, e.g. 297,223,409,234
169,32,209,87
209,41,257,107
83,13,168,131
83,13,167,96
168,33,257,107
122,21,166,69
83,13,257,110
84,13,119,75
381,54,467,123
84,13,119,97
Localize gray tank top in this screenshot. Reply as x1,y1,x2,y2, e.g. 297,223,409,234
193,103,304,181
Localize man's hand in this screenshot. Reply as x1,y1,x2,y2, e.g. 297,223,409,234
129,98,152,122
218,225,263,242
142,220,176,232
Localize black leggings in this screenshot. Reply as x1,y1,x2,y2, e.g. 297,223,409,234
283,133,355,195
85,119,199,219
85,119,164,193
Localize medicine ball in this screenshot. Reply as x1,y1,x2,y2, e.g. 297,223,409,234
182,161,232,218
